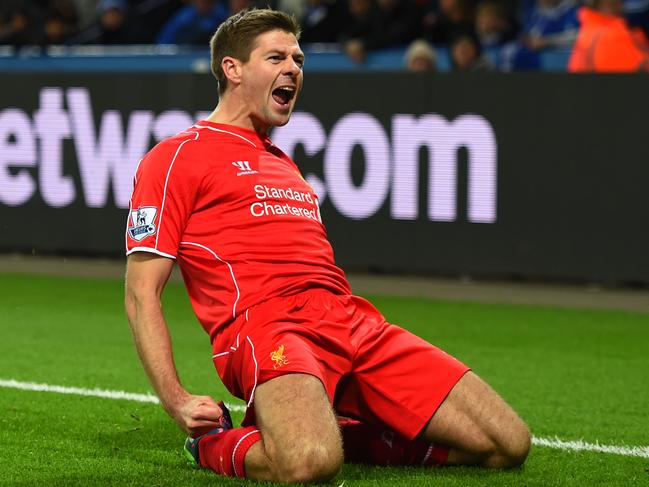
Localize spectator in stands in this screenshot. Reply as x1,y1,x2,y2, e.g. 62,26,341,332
341,0,421,63
497,0,578,69
43,13,75,44
449,33,495,69
300,0,348,43
42,0,80,44
277,0,308,23
127,0,185,44
520,0,579,50
475,1,517,48
89,0,141,43
422,0,475,45
67,0,188,44
70,0,100,31
568,0,649,71
0,3,39,46
404,38,438,70
340,0,381,63
0,0,80,46
373,0,421,47
156,0,229,45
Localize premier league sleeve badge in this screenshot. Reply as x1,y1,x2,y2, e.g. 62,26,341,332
128,206,158,241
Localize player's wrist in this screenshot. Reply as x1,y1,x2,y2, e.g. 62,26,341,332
160,388,193,418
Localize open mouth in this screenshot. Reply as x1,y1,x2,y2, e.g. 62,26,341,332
272,86,296,107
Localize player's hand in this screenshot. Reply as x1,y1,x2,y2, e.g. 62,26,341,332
171,394,225,438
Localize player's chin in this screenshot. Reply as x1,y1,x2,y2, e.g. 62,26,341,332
264,102,294,127
273,115,292,127
270,109,294,127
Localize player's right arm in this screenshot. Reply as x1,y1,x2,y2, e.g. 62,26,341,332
125,251,223,437
124,134,223,437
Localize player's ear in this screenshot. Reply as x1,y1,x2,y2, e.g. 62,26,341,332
222,56,243,87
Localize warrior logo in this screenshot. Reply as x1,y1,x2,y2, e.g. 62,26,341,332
128,206,157,241
232,160,258,176
270,345,289,370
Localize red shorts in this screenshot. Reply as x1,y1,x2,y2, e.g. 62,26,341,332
211,289,469,440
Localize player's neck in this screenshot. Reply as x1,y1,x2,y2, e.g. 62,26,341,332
207,100,269,136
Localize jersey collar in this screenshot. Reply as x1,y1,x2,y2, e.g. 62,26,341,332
195,120,274,149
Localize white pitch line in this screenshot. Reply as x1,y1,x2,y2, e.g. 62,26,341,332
531,436,649,459
2,378,648,459
0,378,246,413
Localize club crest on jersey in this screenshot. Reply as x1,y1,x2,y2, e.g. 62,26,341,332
128,206,157,241
232,160,258,176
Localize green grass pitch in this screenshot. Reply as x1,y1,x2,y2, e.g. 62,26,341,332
0,273,647,486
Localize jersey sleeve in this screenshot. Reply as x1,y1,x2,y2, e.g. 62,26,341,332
125,135,201,258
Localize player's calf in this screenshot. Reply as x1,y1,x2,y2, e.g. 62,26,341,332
423,371,531,469
443,419,530,469
339,417,451,467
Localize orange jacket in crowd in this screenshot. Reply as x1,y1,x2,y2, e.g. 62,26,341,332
568,6,649,72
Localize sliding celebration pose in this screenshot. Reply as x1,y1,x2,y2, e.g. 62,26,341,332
124,8,530,483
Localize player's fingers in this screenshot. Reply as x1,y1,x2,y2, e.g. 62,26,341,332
187,419,222,438
189,395,217,408
186,397,223,421
192,404,223,421
188,418,221,429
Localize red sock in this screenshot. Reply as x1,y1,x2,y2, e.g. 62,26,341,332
338,418,449,467
198,426,262,478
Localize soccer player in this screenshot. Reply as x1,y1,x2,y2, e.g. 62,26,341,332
124,8,530,483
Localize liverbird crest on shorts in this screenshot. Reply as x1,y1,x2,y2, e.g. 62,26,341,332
270,345,289,370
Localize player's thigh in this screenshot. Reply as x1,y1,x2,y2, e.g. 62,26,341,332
337,322,469,440
423,371,530,466
253,373,343,470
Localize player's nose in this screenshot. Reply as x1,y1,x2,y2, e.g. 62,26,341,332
283,57,302,75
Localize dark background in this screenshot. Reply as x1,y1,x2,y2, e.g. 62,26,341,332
1,73,647,283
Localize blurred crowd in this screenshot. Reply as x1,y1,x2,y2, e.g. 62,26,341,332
1,0,648,70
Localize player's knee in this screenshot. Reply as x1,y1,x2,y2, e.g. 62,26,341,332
489,423,531,468
277,442,343,483
506,423,531,466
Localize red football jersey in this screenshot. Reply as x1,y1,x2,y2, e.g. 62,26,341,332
126,121,351,340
